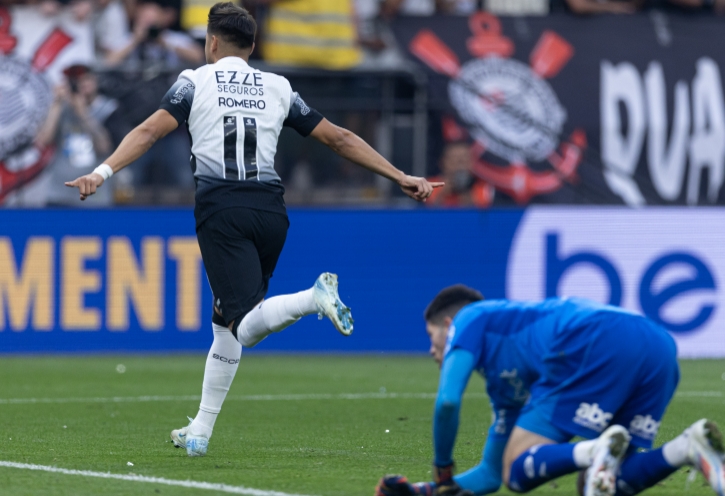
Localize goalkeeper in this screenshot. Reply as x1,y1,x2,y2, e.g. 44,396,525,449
376,286,725,496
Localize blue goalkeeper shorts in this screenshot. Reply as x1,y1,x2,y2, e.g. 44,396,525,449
516,314,679,449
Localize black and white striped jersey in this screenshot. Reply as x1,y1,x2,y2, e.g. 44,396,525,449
159,56,323,225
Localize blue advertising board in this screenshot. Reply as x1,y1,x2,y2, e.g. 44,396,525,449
0,208,723,356
0,209,522,354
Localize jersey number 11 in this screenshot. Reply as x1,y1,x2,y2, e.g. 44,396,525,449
223,115,258,180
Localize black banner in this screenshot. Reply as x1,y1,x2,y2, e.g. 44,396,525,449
394,13,725,205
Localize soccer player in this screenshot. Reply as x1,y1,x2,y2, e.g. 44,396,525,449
65,2,442,457
376,286,725,496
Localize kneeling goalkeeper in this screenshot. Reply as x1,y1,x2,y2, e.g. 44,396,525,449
376,286,725,496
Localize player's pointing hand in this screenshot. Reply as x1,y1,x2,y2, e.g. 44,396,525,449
398,175,444,202
65,172,105,201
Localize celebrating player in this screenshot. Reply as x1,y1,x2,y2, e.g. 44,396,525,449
66,2,442,457
376,286,725,496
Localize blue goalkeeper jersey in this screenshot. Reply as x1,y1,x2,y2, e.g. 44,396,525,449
446,297,645,413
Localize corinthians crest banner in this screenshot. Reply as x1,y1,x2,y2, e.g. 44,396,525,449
0,6,95,203
394,13,725,206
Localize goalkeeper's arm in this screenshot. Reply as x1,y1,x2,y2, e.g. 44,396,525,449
432,348,475,493
453,418,517,494
434,348,520,495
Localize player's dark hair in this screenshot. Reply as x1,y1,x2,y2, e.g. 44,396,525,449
207,2,256,50
424,284,484,324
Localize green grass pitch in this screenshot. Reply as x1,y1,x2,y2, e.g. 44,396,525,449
0,355,723,495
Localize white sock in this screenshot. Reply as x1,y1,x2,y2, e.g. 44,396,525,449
573,439,598,468
662,431,691,467
236,288,317,348
189,323,241,439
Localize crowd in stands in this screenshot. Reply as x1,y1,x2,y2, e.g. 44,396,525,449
1,0,721,207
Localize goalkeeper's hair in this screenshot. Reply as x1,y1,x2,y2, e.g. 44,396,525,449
424,284,484,325
208,2,256,50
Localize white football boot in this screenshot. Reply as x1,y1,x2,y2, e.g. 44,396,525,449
686,419,725,495
313,272,354,336
170,417,208,457
585,425,631,496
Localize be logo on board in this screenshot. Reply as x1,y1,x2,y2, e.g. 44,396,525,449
409,13,586,204
507,208,725,357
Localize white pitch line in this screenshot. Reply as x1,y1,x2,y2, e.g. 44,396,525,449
0,391,719,406
0,461,313,496
0,391,453,405
0,395,201,405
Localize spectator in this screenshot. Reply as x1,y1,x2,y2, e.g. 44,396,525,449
356,0,387,54
485,0,549,14
555,0,639,14
649,0,725,13
355,0,406,68
94,0,134,65
30,0,64,17
382,0,434,16
262,0,362,70
124,126,194,198
381,0,465,16
32,65,118,206
426,142,493,208
105,0,204,68
445,0,479,13
68,0,94,21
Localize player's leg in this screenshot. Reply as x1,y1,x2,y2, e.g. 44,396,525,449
451,459,502,495
503,426,558,488
235,210,353,348
236,274,354,346
506,320,643,494
232,209,304,347
604,419,725,496
603,329,724,495
171,318,242,456
171,209,266,456
595,324,680,494
505,424,631,494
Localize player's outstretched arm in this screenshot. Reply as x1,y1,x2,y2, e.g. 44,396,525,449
64,109,179,201
309,119,443,202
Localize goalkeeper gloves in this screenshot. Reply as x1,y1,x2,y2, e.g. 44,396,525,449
374,475,437,496
374,465,473,496
375,475,416,496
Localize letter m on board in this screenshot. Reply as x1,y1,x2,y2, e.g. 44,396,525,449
0,237,54,331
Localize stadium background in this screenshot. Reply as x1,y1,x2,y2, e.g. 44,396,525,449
1,0,724,357
1,2,725,495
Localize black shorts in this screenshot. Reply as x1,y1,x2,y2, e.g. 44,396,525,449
197,207,289,328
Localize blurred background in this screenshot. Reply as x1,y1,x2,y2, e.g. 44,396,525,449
0,0,724,356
